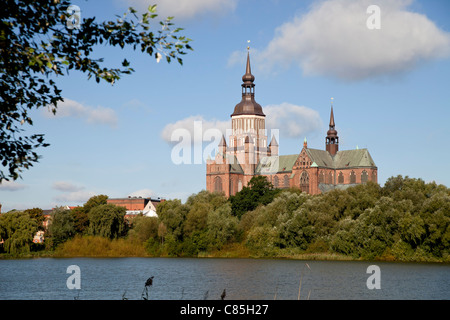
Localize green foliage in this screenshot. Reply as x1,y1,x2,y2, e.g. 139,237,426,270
239,175,449,261
157,199,188,240
4,175,447,261
70,206,89,234
206,202,239,250
0,1,193,181
83,195,108,213
24,208,45,231
152,191,237,256
230,176,281,218
0,211,37,254
88,204,126,239
129,216,158,242
48,207,75,248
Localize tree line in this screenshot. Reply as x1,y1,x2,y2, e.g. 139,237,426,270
1,175,449,262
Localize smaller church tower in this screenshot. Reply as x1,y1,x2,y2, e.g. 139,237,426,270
326,100,339,156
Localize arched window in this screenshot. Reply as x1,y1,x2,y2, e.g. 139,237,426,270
230,179,234,195
327,172,333,184
350,171,356,184
284,175,289,188
238,180,243,192
338,172,344,184
274,176,279,188
300,171,309,193
214,176,222,192
371,171,377,182
361,170,368,183
319,171,325,183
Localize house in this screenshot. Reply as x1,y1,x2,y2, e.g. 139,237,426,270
107,197,164,218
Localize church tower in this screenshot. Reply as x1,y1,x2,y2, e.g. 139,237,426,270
325,101,339,156
229,50,268,174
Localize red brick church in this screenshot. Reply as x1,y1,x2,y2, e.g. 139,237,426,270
206,52,377,197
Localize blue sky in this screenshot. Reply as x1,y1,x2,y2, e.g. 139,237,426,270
1,0,450,212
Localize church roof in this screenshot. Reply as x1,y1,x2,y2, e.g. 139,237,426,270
253,148,376,175
255,154,297,175
333,149,376,168
306,148,377,169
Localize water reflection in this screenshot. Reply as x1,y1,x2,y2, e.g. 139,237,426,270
0,258,448,300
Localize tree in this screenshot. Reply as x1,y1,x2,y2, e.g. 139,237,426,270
229,176,280,218
0,211,37,254
0,1,193,181
88,204,126,239
83,194,108,213
48,206,75,248
206,203,239,250
70,206,89,234
24,207,45,231
129,216,158,242
156,199,188,240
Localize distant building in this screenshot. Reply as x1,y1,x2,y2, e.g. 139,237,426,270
206,51,378,197
107,197,164,218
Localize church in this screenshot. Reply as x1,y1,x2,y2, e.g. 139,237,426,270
206,52,377,197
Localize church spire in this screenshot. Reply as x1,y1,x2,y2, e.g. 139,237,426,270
231,48,264,117
329,106,335,128
242,51,255,84
326,98,339,156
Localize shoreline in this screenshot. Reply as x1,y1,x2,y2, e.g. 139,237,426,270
1,250,448,264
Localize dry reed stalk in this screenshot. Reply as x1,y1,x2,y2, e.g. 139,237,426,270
297,263,311,300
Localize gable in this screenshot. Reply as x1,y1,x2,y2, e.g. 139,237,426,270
334,149,376,168
305,148,334,168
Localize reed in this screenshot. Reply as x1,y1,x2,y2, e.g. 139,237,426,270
54,235,149,257
297,263,311,300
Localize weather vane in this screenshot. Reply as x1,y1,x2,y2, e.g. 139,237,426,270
331,97,334,105
247,40,251,51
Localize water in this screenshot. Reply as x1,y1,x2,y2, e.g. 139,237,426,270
0,258,448,300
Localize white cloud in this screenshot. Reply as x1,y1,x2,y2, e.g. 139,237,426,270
161,115,230,144
0,180,27,191
44,98,118,127
53,190,97,204
161,103,322,145
264,103,323,139
121,0,238,19
257,0,450,80
128,189,154,198
52,181,85,192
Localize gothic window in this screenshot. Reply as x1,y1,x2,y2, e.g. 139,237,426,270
230,179,234,195
361,170,368,183
350,171,356,184
274,176,279,188
284,175,289,188
338,172,344,184
214,176,223,193
238,180,243,192
300,171,309,193
319,171,325,183
327,172,333,184
371,171,377,182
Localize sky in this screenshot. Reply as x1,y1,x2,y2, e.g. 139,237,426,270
1,0,450,212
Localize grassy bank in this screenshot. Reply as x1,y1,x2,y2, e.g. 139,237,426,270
1,236,439,263
53,235,150,258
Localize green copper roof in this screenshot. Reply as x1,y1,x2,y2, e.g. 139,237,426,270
255,154,297,174
306,148,376,169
